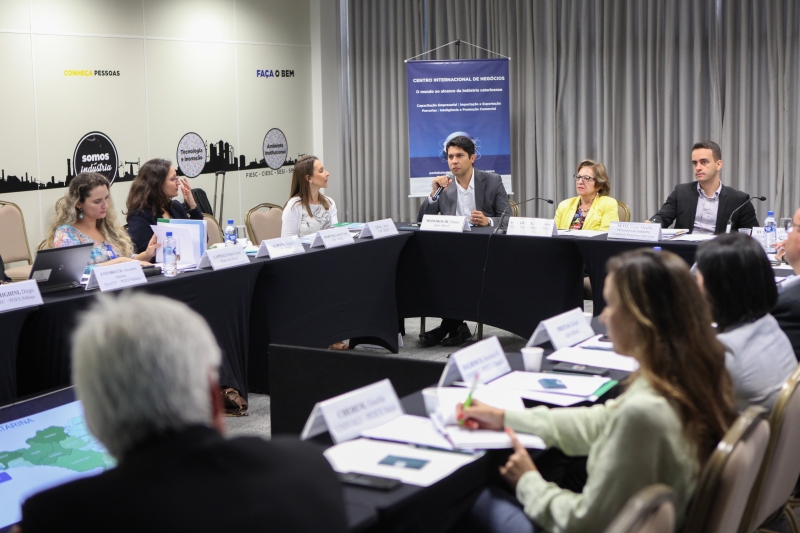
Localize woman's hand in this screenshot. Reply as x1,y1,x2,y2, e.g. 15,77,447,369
499,428,538,489
457,399,505,430
136,234,161,262
180,177,196,209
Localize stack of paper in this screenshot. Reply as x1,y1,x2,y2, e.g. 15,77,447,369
556,229,608,238
485,371,617,406
547,345,639,373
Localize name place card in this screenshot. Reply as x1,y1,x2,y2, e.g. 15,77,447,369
300,379,404,444
420,215,471,233
527,307,595,350
86,261,147,292
750,227,771,252
608,222,662,242
311,227,356,249
0,280,43,313
359,218,399,239
450,336,511,384
256,236,305,259
506,217,558,237
198,245,250,270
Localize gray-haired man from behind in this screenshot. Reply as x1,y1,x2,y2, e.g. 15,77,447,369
17,293,348,533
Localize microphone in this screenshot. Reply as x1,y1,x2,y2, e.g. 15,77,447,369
493,197,555,235
431,172,455,201
726,194,766,233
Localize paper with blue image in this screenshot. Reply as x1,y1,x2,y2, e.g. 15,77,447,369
406,58,512,197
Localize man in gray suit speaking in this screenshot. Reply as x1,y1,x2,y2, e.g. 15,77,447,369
416,135,510,347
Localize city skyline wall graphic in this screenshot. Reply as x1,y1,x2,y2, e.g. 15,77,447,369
0,138,300,194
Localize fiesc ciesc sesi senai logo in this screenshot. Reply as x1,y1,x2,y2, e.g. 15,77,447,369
73,132,119,184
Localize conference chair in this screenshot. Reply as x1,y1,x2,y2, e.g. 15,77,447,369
738,364,800,533
509,199,520,217
245,203,282,244
0,200,33,281
617,200,631,222
682,405,771,533
203,213,224,245
604,484,675,533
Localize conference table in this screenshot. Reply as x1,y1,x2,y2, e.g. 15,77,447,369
2,227,708,404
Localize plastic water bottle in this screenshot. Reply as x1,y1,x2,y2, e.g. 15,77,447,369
764,211,777,252
224,219,236,246
163,232,177,278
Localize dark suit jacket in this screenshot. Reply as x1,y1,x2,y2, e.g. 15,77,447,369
0,254,9,282
650,182,758,234
417,168,511,226
20,426,348,533
126,200,203,255
774,279,800,362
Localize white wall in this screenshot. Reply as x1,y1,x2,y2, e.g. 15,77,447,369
0,0,313,256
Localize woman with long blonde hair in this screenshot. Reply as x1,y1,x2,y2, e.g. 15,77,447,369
46,173,158,272
457,249,737,533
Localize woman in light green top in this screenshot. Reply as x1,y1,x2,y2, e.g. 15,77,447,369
459,249,738,533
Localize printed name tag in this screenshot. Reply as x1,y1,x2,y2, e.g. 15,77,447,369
311,227,355,249
198,245,250,270
86,261,147,292
256,236,305,259
300,379,404,444
608,222,662,242
527,308,595,350
750,227,771,252
0,279,43,313
359,218,399,239
506,217,558,237
420,215,471,233
450,336,511,384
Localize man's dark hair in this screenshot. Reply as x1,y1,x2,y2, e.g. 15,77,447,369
445,136,475,157
695,233,777,331
692,140,722,162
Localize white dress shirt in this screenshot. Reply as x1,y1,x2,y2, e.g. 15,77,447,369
693,181,722,234
430,169,492,226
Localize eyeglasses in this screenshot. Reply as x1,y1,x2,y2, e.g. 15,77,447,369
573,175,595,183
167,177,180,183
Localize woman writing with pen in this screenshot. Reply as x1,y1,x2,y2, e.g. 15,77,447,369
456,249,737,533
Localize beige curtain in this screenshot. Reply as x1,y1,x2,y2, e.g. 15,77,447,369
341,0,800,223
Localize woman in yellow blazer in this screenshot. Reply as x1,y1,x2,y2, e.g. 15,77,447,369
554,160,619,231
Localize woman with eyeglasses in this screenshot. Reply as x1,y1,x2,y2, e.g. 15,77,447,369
125,158,203,256
554,160,619,231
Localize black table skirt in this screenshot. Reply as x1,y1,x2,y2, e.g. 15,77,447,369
15,262,262,400
0,307,37,404
396,228,585,339
576,236,700,315
247,233,413,393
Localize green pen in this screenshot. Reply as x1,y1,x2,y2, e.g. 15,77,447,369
459,373,480,426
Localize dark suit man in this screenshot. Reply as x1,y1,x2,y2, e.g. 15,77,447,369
16,294,347,533
416,136,510,347
773,207,800,361
647,141,758,234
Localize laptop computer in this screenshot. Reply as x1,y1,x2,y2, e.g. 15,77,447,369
28,243,93,294
0,387,115,532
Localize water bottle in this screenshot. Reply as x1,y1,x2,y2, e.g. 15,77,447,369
224,219,236,246
163,232,177,278
764,210,777,252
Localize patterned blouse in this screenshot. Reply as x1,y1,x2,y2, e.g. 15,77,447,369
53,225,124,274
570,204,587,230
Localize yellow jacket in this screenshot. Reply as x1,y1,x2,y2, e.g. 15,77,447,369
554,195,619,231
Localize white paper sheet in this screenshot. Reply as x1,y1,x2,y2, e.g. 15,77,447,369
671,233,716,242
487,371,612,398
556,229,608,237
360,415,454,450
444,427,545,450
150,225,197,267
435,386,525,425
323,438,480,487
547,346,640,372
576,334,614,351
516,391,586,407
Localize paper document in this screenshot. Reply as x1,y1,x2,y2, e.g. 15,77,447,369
516,391,586,407
360,415,453,450
435,386,525,425
576,334,614,351
299,232,317,245
671,234,716,242
661,229,688,237
444,427,545,450
150,225,197,267
487,371,612,398
323,438,480,487
547,346,639,372
557,229,607,237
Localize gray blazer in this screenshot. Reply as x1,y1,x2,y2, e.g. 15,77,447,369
416,168,510,227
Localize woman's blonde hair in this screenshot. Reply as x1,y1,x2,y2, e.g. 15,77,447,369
45,173,133,257
576,159,611,196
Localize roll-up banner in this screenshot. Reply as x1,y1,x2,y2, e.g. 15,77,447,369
406,58,512,197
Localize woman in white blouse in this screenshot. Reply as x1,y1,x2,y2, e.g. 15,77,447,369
281,155,339,238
